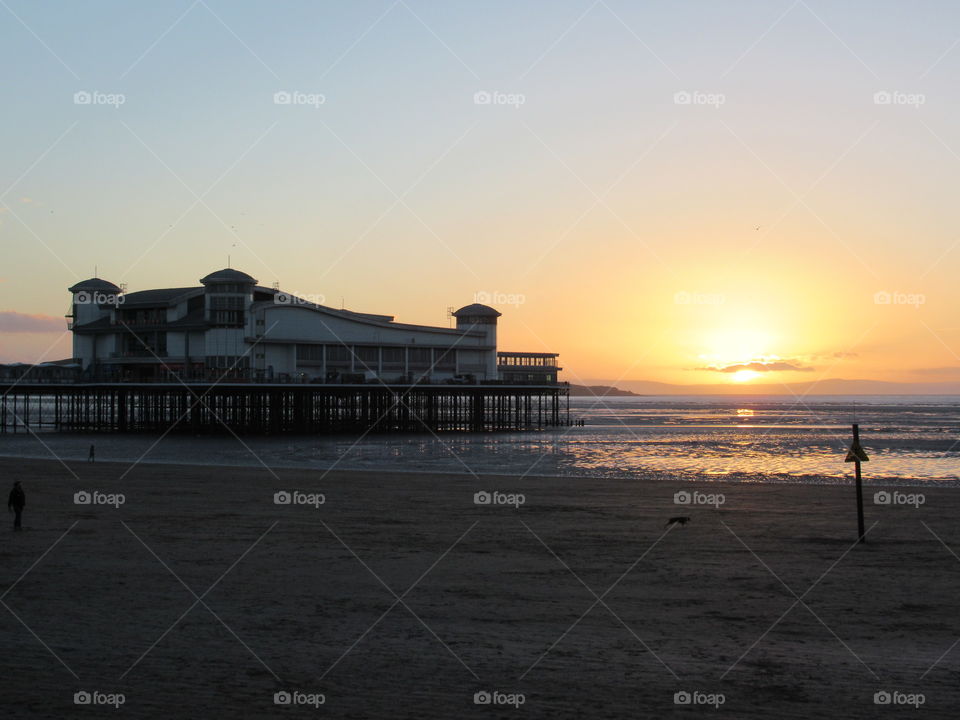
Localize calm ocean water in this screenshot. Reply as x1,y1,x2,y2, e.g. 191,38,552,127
2,395,958,485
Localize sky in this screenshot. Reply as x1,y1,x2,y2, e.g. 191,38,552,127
2,0,960,391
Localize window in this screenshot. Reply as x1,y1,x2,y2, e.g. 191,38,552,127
207,283,248,293
382,347,403,366
297,345,323,363
205,356,249,369
208,296,245,327
434,347,455,370
409,347,431,366
355,346,378,363
210,297,245,310
326,345,350,368
117,309,165,326
123,331,166,357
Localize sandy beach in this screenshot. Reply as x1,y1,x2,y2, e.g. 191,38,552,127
1,456,958,718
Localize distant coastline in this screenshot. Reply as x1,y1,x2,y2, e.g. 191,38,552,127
568,384,640,397
576,378,960,396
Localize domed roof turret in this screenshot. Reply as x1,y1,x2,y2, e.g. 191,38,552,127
452,303,501,318
200,268,257,285
68,278,121,294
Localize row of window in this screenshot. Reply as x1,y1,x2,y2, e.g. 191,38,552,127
116,309,166,325
296,345,458,369
122,332,166,356
206,283,251,293
211,310,244,327
205,356,250,369
501,372,558,383
209,296,245,310
497,354,558,367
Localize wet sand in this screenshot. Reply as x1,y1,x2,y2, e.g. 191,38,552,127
1,457,958,718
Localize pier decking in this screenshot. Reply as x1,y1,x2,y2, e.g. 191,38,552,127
0,383,569,434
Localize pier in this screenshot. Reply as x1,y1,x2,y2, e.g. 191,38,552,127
0,382,569,434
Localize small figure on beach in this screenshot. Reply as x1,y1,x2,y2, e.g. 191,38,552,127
666,516,690,527
8,481,25,531
88,444,95,463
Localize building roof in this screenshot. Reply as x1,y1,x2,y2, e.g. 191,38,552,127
251,300,486,339
121,287,200,306
452,303,501,318
68,278,121,294
498,351,559,358
166,308,208,328
200,268,257,284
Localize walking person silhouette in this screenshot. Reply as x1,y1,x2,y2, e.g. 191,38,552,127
8,481,25,531
88,444,95,463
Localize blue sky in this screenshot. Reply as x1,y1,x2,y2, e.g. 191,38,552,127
3,1,960,385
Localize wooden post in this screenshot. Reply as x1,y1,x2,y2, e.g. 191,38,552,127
852,423,865,544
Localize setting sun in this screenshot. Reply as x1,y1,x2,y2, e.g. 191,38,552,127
732,369,760,383
703,328,775,366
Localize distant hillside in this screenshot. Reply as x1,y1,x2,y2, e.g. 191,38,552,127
568,384,640,397
577,378,960,396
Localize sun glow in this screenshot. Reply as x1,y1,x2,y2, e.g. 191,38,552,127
702,328,774,365
732,369,760,383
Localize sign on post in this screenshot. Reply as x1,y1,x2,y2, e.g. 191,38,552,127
845,423,869,543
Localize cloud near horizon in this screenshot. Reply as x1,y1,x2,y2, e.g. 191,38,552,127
0,311,65,333
698,360,815,373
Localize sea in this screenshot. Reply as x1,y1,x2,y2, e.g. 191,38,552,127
2,395,958,486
